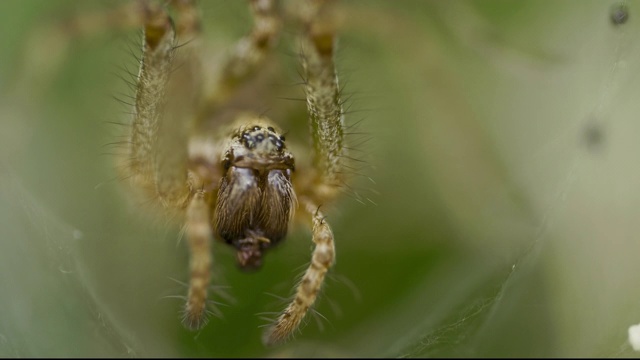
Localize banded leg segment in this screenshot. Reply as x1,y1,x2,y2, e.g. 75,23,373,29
263,198,336,345
262,1,343,345
183,191,213,330
299,3,346,202
205,0,282,107
129,2,216,330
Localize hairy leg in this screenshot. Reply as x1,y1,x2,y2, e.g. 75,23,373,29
183,190,213,329
29,0,206,207
125,0,206,206
298,1,347,203
262,1,346,344
263,198,335,345
202,0,282,112
126,3,176,195
152,1,204,206
126,2,217,329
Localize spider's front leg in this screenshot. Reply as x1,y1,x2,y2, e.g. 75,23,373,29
264,1,345,345
264,199,335,345
128,1,202,206
124,1,215,329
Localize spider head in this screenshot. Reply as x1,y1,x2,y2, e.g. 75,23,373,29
215,117,297,269
223,120,294,172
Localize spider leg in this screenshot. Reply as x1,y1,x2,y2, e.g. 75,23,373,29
125,3,176,193
263,198,335,345
298,1,346,203
262,2,344,344
127,3,218,330
126,1,204,207
202,0,282,111
24,0,209,215
152,4,204,207
182,190,213,330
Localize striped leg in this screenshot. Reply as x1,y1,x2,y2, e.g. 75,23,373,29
126,2,215,330
204,0,282,109
182,191,213,329
263,199,335,345
263,0,344,344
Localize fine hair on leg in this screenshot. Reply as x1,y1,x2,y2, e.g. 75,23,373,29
263,198,335,345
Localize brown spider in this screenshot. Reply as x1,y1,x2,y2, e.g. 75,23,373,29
105,0,349,345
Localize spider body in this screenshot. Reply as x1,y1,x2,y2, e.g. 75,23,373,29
87,0,347,345
215,118,296,270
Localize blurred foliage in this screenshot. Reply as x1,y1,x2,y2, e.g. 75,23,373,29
1,0,640,357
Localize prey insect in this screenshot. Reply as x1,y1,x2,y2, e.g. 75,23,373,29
112,0,350,345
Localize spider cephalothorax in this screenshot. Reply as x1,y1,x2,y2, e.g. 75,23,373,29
216,120,297,270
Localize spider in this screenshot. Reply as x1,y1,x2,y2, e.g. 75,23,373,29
98,0,350,345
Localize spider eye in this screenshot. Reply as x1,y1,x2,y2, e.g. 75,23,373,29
268,134,283,151
255,134,265,142
252,125,261,131
267,126,275,132
279,135,285,141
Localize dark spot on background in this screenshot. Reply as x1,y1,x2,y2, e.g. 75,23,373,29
610,3,629,25
582,121,606,153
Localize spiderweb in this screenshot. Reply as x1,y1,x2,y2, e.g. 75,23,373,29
3,0,640,357
324,0,640,357
0,169,145,357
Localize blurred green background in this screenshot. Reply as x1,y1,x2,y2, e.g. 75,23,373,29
2,0,640,357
